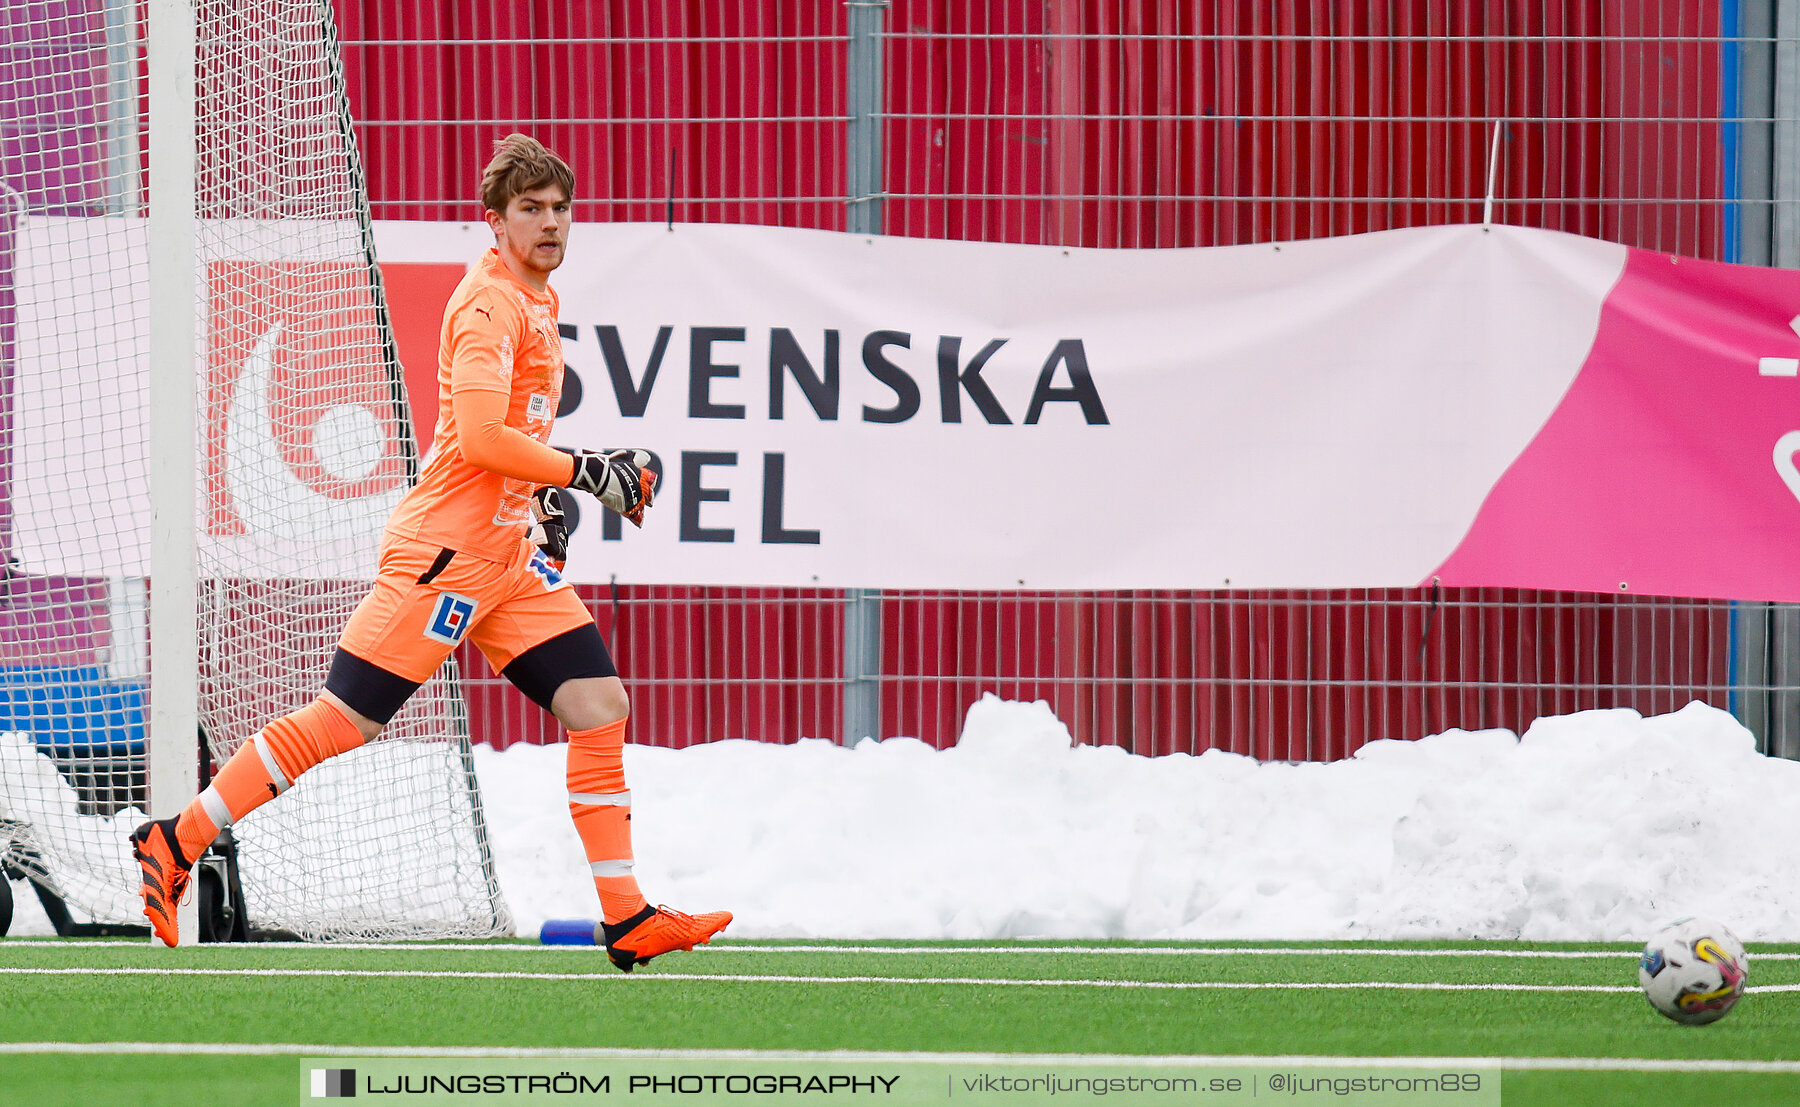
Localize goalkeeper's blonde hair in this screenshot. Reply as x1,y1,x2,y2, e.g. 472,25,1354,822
480,133,575,214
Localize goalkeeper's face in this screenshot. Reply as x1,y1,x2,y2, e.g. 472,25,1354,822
490,185,572,289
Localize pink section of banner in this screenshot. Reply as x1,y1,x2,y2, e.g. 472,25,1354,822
1435,248,1800,601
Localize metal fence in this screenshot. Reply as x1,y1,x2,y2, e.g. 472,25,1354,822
333,1,1799,757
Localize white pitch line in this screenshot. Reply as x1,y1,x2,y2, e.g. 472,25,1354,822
701,945,1800,962
0,1043,1794,1074
6,939,1797,960
0,965,1725,994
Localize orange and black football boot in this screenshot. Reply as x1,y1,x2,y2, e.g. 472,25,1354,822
130,817,192,947
601,904,732,971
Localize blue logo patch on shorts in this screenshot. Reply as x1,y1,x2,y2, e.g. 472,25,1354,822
528,550,568,591
424,591,478,645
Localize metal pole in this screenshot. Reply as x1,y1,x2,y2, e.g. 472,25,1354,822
1738,0,1776,268
841,1,887,745
842,592,882,744
1733,1,1800,758
1731,1,1771,748
1770,1,1800,759
846,1,886,237
147,0,201,942
104,0,142,216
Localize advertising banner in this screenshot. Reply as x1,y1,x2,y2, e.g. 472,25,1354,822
379,220,1634,593
19,218,1800,598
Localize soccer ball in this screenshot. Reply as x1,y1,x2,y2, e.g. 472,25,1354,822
1638,916,1749,1025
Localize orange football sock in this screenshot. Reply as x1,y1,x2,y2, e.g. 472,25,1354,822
566,717,648,925
173,697,367,862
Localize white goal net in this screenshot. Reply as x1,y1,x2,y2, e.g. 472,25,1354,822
0,0,511,940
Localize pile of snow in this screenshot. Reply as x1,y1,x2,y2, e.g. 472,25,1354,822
0,731,143,923
10,697,1797,942
478,696,1800,943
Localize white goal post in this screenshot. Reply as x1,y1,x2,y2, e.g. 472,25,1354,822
146,0,199,945
0,0,511,941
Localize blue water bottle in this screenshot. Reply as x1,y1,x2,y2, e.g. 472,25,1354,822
540,918,600,945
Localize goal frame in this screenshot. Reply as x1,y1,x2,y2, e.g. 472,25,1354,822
146,0,200,945
120,0,508,945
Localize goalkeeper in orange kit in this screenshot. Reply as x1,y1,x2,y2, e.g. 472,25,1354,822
131,134,730,968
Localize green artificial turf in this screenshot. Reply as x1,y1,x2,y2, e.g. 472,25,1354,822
0,938,1791,1105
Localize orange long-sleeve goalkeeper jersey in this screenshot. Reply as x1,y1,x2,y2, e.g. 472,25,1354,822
383,248,579,564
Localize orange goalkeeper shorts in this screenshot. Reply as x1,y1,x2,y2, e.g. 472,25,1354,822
336,534,594,683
